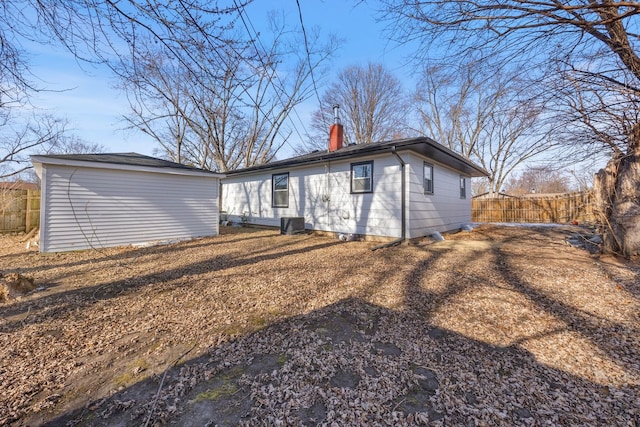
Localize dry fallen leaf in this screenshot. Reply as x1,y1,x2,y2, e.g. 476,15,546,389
0,225,638,425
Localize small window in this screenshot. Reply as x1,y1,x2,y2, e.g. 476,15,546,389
351,161,373,193
460,176,467,199
272,173,289,207
423,162,434,194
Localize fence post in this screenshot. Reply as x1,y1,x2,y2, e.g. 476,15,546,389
25,189,31,232
26,189,34,232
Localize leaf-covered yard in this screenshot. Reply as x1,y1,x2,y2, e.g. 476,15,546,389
1,225,639,426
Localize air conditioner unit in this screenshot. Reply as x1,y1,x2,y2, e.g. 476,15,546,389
280,217,305,235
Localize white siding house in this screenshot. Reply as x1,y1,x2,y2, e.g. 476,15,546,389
222,137,487,240
31,153,224,253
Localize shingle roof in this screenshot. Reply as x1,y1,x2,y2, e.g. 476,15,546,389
32,153,216,173
226,137,488,177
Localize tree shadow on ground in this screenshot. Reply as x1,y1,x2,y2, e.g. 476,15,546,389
0,237,341,333
9,225,640,426
0,228,274,276
411,228,639,380
41,297,638,426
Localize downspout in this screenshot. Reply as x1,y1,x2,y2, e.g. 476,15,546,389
371,146,406,250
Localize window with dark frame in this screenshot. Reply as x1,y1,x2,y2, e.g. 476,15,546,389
460,176,467,199
351,161,373,193
423,162,434,194
272,172,289,207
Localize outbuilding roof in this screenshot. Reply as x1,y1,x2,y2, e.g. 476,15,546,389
31,153,224,178
226,136,488,177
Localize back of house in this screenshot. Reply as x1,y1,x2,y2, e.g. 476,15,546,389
222,132,487,240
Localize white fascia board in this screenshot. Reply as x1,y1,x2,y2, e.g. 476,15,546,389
32,161,44,179
30,155,225,179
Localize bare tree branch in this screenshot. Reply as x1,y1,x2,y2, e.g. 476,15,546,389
122,14,338,171
413,59,558,194
301,63,410,152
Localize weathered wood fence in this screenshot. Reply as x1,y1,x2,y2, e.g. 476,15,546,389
0,189,40,234
472,191,595,224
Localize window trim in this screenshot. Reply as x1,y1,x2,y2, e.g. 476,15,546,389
423,162,434,195
460,175,467,199
350,161,373,194
272,172,289,208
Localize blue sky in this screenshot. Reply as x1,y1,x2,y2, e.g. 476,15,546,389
28,1,414,159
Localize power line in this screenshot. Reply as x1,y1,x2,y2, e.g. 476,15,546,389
295,0,329,130
237,2,312,145
174,0,300,160
233,0,308,154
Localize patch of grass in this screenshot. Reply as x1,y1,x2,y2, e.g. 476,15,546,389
114,372,134,387
268,308,287,318
221,365,245,381
147,340,163,353
248,316,268,328
249,310,285,329
131,358,149,371
195,382,238,402
221,323,247,337
497,367,512,377
276,353,287,366
113,358,150,387
316,343,334,354
77,411,97,426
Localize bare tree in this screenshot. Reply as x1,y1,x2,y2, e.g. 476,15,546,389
0,0,104,180
381,0,640,256
123,17,337,171
415,61,557,195
1,110,105,181
2,2,340,172
301,63,410,152
504,166,572,196
0,113,67,180
0,2,34,109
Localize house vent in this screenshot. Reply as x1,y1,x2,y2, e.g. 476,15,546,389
280,217,305,235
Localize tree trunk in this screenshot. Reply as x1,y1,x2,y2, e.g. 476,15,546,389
594,125,640,257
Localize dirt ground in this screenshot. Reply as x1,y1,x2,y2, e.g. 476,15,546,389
1,224,639,426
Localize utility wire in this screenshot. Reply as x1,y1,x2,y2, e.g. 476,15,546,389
237,2,312,146
182,1,295,160
295,0,329,130
233,0,303,153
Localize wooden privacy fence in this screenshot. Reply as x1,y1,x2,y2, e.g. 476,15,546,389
472,191,595,224
0,189,40,234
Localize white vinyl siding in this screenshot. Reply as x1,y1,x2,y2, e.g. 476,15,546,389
222,151,475,240
407,153,472,238
39,165,219,252
222,155,402,238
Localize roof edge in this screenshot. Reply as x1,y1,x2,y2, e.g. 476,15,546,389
31,153,225,178
226,137,488,178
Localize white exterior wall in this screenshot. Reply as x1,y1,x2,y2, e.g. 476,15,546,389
39,165,219,252
406,152,472,238
222,154,403,238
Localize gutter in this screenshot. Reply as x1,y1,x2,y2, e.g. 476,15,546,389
371,146,406,251
225,136,488,178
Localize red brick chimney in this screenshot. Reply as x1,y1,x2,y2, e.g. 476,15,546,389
329,104,343,152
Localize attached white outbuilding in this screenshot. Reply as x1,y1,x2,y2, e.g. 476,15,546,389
31,153,224,253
